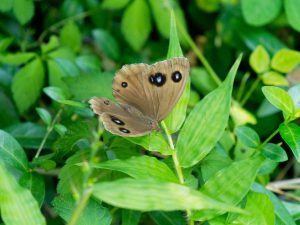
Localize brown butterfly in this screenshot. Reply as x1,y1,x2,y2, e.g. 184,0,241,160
89,57,190,137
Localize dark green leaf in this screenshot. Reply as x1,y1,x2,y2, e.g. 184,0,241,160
122,209,141,225
0,92,18,128
148,211,186,225
60,21,81,52
235,126,260,148
101,0,130,9
190,67,218,95
262,143,288,162
279,123,300,162
13,0,34,24
0,0,13,12
36,108,52,126
43,86,68,102
55,58,80,77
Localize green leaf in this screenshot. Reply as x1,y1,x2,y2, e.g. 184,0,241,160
121,0,151,51
261,71,289,86
91,155,178,182
288,84,300,110
284,0,300,32
177,54,242,168
93,178,244,213
0,92,18,128
43,86,68,102
148,211,186,225
262,143,288,162
60,21,81,52
54,58,80,77
36,108,52,126
262,86,295,116
234,192,275,225
47,59,69,94
192,157,263,220
271,49,300,73
19,172,45,207
0,0,13,12
93,29,120,61
230,102,257,126
122,209,141,225
279,123,300,162
53,194,111,225
249,45,270,73
235,126,260,148
41,35,59,54
0,130,28,172
196,0,220,12
0,52,36,65
13,0,34,24
190,67,218,95
0,163,46,225
101,0,130,9
167,10,183,59
12,58,45,113
241,0,281,26
0,37,13,52
75,55,101,73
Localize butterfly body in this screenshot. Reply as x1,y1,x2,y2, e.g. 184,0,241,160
89,57,190,137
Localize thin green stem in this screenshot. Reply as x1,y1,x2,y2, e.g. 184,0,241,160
259,127,280,149
67,187,93,225
240,76,261,107
177,21,221,86
236,72,250,101
35,107,64,158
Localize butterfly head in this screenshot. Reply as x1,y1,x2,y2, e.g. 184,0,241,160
147,119,161,132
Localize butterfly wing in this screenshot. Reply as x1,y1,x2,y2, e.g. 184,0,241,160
112,57,190,121
89,97,155,137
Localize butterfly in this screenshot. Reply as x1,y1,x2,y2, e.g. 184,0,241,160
89,57,190,137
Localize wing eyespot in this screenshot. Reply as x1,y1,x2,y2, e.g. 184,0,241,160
119,127,130,133
171,71,182,83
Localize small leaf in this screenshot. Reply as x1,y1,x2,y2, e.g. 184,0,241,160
249,45,270,73
43,86,68,102
36,108,52,125
121,0,151,51
261,71,289,86
234,192,275,225
235,126,260,148
262,86,295,116
75,55,101,73
122,209,141,225
230,102,257,126
54,58,80,77
262,143,288,162
167,10,183,59
91,155,178,182
0,0,13,12
196,0,220,12
279,123,300,162
148,211,186,225
284,0,300,32
0,52,36,65
93,178,244,213
177,54,242,167
0,130,28,172
47,59,69,93
13,0,34,24
41,35,59,54
12,58,45,113
271,49,300,73
241,0,281,26
0,163,46,225
60,21,81,52
101,0,130,9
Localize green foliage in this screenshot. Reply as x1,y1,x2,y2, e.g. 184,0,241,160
0,0,299,224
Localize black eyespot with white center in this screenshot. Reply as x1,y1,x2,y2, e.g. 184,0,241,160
110,116,125,125
149,73,166,87
121,82,128,88
119,127,130,133
171,71,182,83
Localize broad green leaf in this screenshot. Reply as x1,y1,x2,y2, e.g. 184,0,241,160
107,136,140,159
262,143,288,162
19,172,45,207
235,126,260,148
167,10,183,59
43,86,68,102
0,163,45,225
262,86,294,116
13,0,34,24
47,59,69,93
93,178,244,213
288,84,300,110
55,58,80,77
249,45,270,73
121,0,151,51
282,201,300,221
127,132,172,155
261,71,289,86
101,0,130,9
271,49,300,73
177,55,242,167
196,0,220,12
230,102,257,126
284,0,300,32
122,209,141,225
75,55,101,73
234,192,275,225
0,37,13,52
60,21,81,52
190,67,218,95
53,194,111,225
192,157,263,220
241,0,281,26
279,123,300,162
93,29,120,61
0,130,28,171
0,52,36,65
41,35,59,54
252,183,296,225
0,92,18,128
92,155,178,182
36,108,52,125
12,58,45,113
148,211,186,225
0,0,13,12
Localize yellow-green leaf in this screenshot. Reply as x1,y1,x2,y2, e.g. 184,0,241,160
271,49,300,73
249,45,270,73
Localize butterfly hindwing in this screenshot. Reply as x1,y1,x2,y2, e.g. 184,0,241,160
89,97,154,137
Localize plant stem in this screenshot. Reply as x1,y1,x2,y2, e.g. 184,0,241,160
236,72,250,101
240,76,261,107
160,121,194,225
67,187,93,225
35,107,64,158
259,127,280,149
